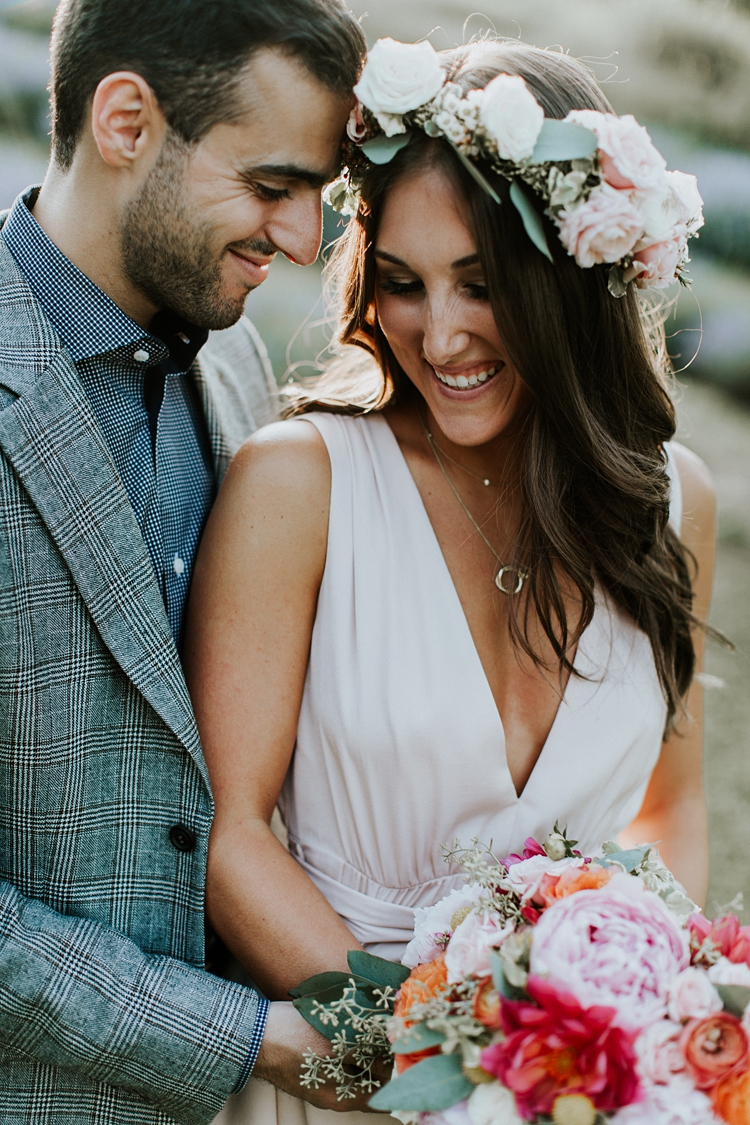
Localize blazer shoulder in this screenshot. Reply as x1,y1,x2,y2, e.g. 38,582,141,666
0,234,63,403
196,315,279,454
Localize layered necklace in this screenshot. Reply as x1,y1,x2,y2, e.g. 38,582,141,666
422,417,529,596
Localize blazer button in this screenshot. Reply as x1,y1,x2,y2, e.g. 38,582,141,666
169,824,197,853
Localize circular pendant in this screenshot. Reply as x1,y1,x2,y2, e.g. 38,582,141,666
495,566,528,595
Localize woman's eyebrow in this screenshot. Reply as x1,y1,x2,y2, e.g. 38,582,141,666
374,250,481,270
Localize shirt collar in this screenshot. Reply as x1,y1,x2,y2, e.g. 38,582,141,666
2,187,206,370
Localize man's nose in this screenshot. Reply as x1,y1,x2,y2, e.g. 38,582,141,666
267,194,323,269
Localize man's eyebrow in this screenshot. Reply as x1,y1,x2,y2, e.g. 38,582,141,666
375,250,482,270
242,163,333,189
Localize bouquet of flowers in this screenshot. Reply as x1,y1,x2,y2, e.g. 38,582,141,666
294,827,750,1125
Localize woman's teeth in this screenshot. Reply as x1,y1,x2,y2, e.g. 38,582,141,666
434,364,500,389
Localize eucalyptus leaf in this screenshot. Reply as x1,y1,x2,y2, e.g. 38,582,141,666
362,132,411,165
717,984,750,1018
369,1054,474,1112
509,181,553,262
491,950,527,1001
289,971,353,999
598,846,650,873
447,140,501,204
293,982,380,1044
531,119,597,164
392,1023,447,1054
347,950,411,989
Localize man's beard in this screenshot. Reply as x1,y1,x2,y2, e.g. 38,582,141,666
120,134,274,330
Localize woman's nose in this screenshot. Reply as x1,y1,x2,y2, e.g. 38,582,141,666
421,295,472,366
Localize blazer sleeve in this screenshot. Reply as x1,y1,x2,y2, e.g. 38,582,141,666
0,878,265,1125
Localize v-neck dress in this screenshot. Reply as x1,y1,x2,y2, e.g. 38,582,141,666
216,410,684,1125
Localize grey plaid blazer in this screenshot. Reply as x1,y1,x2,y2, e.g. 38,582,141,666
0,217,278,1124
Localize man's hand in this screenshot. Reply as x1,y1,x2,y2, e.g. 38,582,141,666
253,1001,389,1113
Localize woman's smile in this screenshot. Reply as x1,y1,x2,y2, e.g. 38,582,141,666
430,359,505,392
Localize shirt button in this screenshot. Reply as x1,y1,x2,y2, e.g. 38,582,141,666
173,555,185,576
169,824,197,853
133,349,150,363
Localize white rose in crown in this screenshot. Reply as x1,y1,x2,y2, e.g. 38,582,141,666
354,38,445,137
479,74,545,163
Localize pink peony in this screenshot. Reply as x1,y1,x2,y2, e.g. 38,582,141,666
634,1020,686,1085
557,184,643,268
529,875,689,1033
610,1074,720,1124
623,237,683,289
444,910,514,983
565,110,667,191
480,976,640,1119
668,968,723,1024
689,914,750,968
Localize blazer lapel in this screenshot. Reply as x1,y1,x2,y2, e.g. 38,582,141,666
0,342,206,780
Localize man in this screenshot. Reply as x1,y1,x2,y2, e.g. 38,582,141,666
0,0,367,1121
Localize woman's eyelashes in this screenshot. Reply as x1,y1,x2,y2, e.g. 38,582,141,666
377,276,490,299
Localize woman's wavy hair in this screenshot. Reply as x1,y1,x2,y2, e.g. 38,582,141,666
295,40,702,729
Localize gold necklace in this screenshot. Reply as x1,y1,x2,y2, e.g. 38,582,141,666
422,419,529,595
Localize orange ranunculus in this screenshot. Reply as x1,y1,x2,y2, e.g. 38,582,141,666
395,1045,442,1074
712,1066,750,1124
394,953,448,1026
473,976,502,1030
682,1014,749,1091
537,864,614,908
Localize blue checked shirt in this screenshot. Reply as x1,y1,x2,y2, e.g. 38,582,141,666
1,188,269,1090
2,187,215,647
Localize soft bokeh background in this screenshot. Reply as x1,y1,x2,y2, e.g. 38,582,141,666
1,0,748,911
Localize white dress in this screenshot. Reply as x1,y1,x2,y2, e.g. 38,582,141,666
214,412,683,1124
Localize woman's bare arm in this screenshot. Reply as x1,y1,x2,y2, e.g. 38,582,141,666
619,443,716,907
183,420,362,999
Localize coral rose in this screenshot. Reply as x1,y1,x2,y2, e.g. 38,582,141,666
712,1066,750,1124
473,977,502,1030
530,876,689,1033
480,977,640,1118
537,863,614,908
557,184,643,269
394,953,448,1025
681,1013,749,1090
395,1043,441,1075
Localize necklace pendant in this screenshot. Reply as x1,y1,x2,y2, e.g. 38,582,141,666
483,479,490,487
495,565,529,595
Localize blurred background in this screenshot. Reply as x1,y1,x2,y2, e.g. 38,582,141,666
1,0,748,911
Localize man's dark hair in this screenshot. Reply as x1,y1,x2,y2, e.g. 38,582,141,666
50,0,366,169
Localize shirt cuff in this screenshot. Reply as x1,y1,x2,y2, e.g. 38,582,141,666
231,996,270,1095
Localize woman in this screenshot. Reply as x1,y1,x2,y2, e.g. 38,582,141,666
185,39,716,1123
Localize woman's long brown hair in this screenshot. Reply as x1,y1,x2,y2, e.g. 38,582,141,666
295,40,701,729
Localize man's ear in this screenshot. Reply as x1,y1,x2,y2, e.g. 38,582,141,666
90,71,166,169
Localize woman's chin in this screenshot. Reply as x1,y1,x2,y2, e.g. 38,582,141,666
418,365,525,445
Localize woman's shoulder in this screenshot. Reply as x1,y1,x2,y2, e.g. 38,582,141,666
666,441,715,535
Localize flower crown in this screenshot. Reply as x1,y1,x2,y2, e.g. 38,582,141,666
325,38,704,297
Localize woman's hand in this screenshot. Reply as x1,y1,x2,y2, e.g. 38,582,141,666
183,420,362,998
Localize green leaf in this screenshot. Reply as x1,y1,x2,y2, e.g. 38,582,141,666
447,140,501,204
530,119,597,163
717,984,750,1018
392,1023,446,1054
369,1053,474,1112
509,181,553,262
292,981,381,1044
289,971,353,999
491,950,526,1001
347,950,411,990
599,846,650,873
362,132,411,165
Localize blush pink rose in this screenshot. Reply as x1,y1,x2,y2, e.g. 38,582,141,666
565,110,666,191
444,910,513,983
557,184,643,268
634,1020,686,1085
668,968,723,1024
610,1073,720,1124
505,855,582,904
529,875,689,1033
623,237,683,289
346,102,366,142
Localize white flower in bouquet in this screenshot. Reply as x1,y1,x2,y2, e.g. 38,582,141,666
444,909,514,983
634,1019,686,1085
353,38,444,136
479,74,545,162
468,1082,523,1125
668,967,723,1022
419,1099,473,1125
565,110,666,191
505,854,584,903
402,884,483,968
708,956,750,989
610,1073,721,1124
